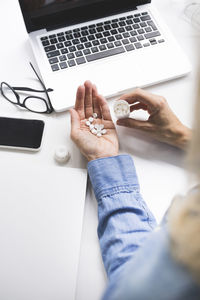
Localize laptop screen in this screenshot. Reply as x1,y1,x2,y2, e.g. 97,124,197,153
18,0,151,32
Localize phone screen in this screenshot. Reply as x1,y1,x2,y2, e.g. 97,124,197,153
0,117,44,150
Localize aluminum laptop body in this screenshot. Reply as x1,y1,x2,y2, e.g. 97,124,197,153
18,0,191,112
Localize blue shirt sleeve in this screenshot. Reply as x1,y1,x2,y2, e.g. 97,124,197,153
88,154,157,279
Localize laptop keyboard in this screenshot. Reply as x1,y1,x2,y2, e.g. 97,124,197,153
40,11,165,72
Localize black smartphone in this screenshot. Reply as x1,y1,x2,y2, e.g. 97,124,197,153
0,117,45,151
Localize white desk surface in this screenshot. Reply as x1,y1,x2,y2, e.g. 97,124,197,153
0,1,199,299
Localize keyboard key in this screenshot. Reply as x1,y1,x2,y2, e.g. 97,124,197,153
118,27,125,33
76,57,86,65
65,30,72,34
134,14,140,17
100,38,107,44
141,12,148,15
59,55,67,61
122,39,129,45
103,31,111,37
115,34,123,41
67,53,75,59
56,43,64,49
108,36,115,42
99,45,106,51
143,43,150,47
44,45,56,52
123,32,130,38
119,17,126,21
89,24,96,28
126,20,133,25
130,37,137,43
96,33,103,39
145,27,152,32
85,42,92,48
89,28,96,34
147,21,157,31
47,50,60,58
112,18,118,23
144,31,160,39
59,62,68,69
104,25,111,30
57,32,64,36
125,26,132,31
77,44,84,50
133,18,140,23
104,20,111,24
69,46,76,52
133,24,140,29
80,37,87,43
83,49,91,55
41,36,48,41
110,29,117,35
81,30,89,36
137,35,144,41
97,26,104,32
75,50,83,57
111,23,119,28
72,39,80,45
64,41,72,47
81,26,88,30
130,30,137,36
119,21,126,26
92,40,100,46
66,34,73,40
51,64,59,71
107,42,114,49
127,15,134,19
125,44,135,51
134,42,142,49
58,36,65,42
88,35,95,40
141,15,151,21
61,48,68,54
68,60,76,67
96,22,103,26
91,47,99,53
140,22,147,28
42,40,50,46
86,46,125,62
49,57,58,64
138,29,145,34
73,28,80,32
114,41,122,47
158,39,165,43
50,38,58,44
49,34,56,38
74,32,81,38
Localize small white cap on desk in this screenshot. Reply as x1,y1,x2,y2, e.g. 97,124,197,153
54,145,71,163
113,99,130,119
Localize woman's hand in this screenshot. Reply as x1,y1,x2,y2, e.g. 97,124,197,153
70,81,119,161
117,88,192,149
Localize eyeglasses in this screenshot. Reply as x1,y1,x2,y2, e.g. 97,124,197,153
0,63,54,114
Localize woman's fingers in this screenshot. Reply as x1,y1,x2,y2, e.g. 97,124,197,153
130,102,148,112
92,84,102,118
117,118,153,132
75,85,85,120
84,80,93,118
70,108,80,140
120,88,163,112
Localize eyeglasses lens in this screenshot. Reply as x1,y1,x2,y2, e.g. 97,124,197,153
24,97,48,113
1,83,18,104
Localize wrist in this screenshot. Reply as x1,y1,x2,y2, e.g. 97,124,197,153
172,125,192,150
86,152,119,162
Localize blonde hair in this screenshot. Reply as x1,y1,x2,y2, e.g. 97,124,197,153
169,71,200,283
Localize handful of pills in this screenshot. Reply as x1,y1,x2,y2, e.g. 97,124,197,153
85,113,107,137
114,100,130,119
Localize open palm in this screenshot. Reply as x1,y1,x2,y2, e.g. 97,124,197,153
70,81,119,162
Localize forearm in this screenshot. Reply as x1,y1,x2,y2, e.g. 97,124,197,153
88,155,157,279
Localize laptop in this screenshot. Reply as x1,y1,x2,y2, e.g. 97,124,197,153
0,162,87,300
18,0,191,112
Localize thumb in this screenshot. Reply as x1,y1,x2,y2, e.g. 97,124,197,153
70,109,80,134
117,118,153,132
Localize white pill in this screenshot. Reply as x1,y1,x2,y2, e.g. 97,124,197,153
89,124,94,130
93,113,98,119
99,124,104,130
113,100,130,119
94,124,100,130
54,145,71,163
88,117,94,123
86,120,91,126
91,129,97,135
101,129,107,135
97,133,102,137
